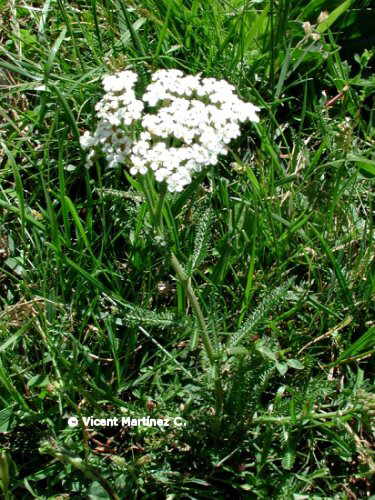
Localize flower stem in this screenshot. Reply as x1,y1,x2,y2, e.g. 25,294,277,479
171,253,224,419
170,253,215,366
155,181,167,229
140,173,156,221
140,178,224,419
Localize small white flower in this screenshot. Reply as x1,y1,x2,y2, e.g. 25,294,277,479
80,131,95,149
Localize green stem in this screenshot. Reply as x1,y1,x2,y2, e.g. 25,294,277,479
170,253,215,365
170,253,224,418
140,178,224,418
140,174,156,221
40,443,120,500
0,451,11,500
155,181,167,230
253,407,356,425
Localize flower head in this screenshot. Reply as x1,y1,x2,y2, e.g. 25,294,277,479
80,69,260,192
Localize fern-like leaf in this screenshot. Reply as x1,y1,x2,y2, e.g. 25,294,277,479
186,208,213,277
229,278,294,348
124,306,178,329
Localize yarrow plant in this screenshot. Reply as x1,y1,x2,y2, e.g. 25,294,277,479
80,69,260,192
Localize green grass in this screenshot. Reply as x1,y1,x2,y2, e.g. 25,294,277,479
0,0,374,498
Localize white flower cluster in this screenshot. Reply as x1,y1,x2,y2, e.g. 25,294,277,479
80,70,143,169
80,69,259,192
